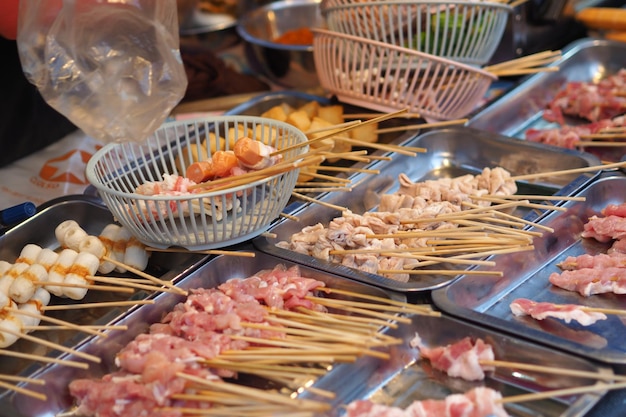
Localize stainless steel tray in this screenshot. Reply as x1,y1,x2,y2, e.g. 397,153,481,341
11,251,611,417
254,126,601,292
468,38,626,161
0,195,208,403
309,313,609,417
432,173,626,368
9,251,403,417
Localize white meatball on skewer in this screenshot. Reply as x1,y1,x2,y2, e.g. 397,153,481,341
17,287,51,332
97,224,122,274
0,244,42,296
0,299,24,348
46,248,78,297
8,248,58,304
63,252,100,300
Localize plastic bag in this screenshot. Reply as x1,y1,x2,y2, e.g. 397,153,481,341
16,0,188,144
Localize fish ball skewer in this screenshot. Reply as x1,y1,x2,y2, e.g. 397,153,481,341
9,264,47,304
112,227,131,273
46,249,78,297
123,236,149,271
62,227,89,252
63,252,100,300
97,224,122,274
0,244,40,297
8,248,57,304
0,301,24,348
54,220,80,245
17,288,51,332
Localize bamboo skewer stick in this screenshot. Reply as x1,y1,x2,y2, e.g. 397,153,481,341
374,118,469,134
86,275,178,294
31,280,134,294
175,373,332,412
304,119,362,135
481,359,626,381
318,287,434,313
6,307,107,338
578,141,626,147
298,171,352,183
307,165,380,174
270,306,399,330
0,374,45,385
0,349,89,369
293,187,353,193
343,112,421,119
42,299,155,311
0,379,46,401
24,325,128,331
379,269,503,276
499,381,626,404
102,256,187,296
473,194,586,202
0,325,101,363
331,136,426,156
191,154,327,194
291,192,348,212
279,212,299,222
295,307,400,329
510,161,626,181
146,247,256,257
272,108,409,156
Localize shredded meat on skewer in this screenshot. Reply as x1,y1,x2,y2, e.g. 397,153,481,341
510,298,607,326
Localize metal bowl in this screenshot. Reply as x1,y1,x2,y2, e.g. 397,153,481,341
236,0,324,89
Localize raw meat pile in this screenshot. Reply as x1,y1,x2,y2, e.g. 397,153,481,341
524,70,626,153
277,167,517,281
69,264,327,417
549,202,626,296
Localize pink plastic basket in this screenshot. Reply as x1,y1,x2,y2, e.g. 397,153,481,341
312,28,497,120
320,0,512,66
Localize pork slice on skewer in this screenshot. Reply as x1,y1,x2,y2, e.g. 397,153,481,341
510,298,607,326
549,267,626,296
410,333,495,381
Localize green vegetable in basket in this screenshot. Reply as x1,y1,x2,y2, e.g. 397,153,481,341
404,10,489,56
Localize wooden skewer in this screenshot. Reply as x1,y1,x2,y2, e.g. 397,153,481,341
291,192,348,212
332,136,426,156
196,154,328,194
294,307,400,329
270,306,400,330
481,359,626,381
499,381,626,404
0,348,89,369
473,194,586,202
87,275,178,294
146,247,256,257
32,280,134,294
293,187,353,193
271,108,409,156
42,299,155,311
176,373,332,411
298,171,352,183
24,325,128,331
308,165,380,174
0,324,101,363
260,232,278,239
0,379,46,401
379,269,503,276
304,119,362,135
102,255,187,295
578,133,626,140
484,50,561,73
6,307,107,337
577,141,626,147
279,212,299,222
343,112,421,120
374,118,469,134
0,374,45,385
510,161,626,181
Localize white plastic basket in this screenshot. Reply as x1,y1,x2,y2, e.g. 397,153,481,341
313,28,497,120
86,116,309,250
321,0,512,66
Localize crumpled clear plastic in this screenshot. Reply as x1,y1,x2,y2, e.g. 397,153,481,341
16,0,188,144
